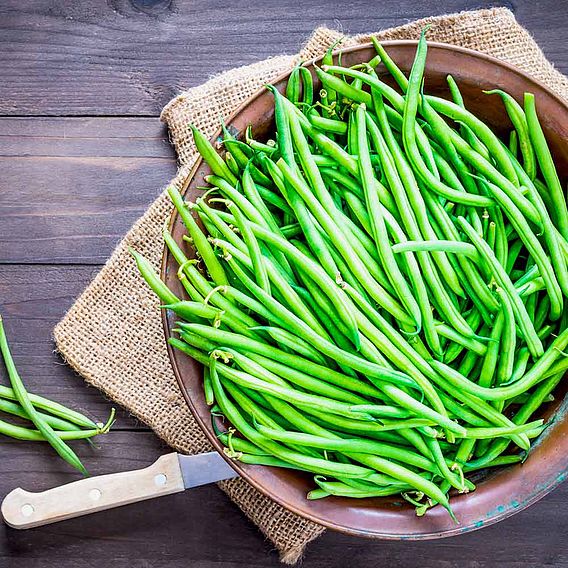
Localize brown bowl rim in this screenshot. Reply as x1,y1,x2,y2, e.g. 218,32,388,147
161,39,568,539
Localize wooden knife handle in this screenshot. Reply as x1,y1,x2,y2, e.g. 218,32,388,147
1,453,185,529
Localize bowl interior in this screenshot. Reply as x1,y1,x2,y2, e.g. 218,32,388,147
162,41,568,538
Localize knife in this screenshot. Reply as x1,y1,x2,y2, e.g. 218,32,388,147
1,452,238,529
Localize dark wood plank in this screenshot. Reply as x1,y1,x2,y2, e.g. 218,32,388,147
0,0,566,116
0,117,176,264
0,430,566,567
0,264,144,430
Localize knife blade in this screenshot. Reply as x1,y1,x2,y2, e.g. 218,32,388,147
1,451,239,530
179,451,239,488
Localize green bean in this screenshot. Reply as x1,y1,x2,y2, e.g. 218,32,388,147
206,175,272,228
266,84,295,167
420,95,484,199
422,436,466,492
245,223,360,345
181,323,418,393
372,93,465,299
256,183,294,215
393,240,479,261
310,113,348,134
495,288,516,386
286,64,301,103
235,452,313,470
241,166,280,231
315,66,440,178
458,348,481,378
478,313,503,388
400,36,495,206
320,167,399,217
211,236,330,338
507,348,531,386
534,178,556,212
225,151,240,176
223,348,368,406
0,418,111,442
485,90,536,180
356,104,421,329
0,385,97,429
370,143,480,348
163,300,223,323
321,41,341,105
299,67,314,106
289,277,365,376
227,202,271,294
308,479,409,499
437,391,488,428
462,420,543,440
509,129,518,156
209,360,378,478
457,217,544,357
467,370,563,469
426,363,531,449
0,316,88,474
447,75,491,161
443,131,540,225
371,37,408,91
255,423,443,474
525,181,568,299
269,165,342,282
506,239,524,273
202,365,214,406
421,189,500,319
423,95,519,186
434,322,487,357
431,327,568,401
444,309,483,364
131,249,178,305
276,160,411,325
481,178,563,318
190,124,237,185
250,326,327,365
168,186,229,286
268,385,455,515
525,92,568,239
216,430,270,457
223,383,311,455
0,398,81,432
339,192,439,337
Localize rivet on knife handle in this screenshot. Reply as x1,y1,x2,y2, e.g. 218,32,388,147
1,453,184,529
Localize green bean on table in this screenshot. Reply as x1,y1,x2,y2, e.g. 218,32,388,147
0,315,114,473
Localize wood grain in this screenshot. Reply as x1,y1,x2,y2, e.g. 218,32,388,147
0,0,566,116
0,118,176,263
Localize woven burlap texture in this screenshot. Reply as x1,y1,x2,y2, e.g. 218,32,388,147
54,6,568,564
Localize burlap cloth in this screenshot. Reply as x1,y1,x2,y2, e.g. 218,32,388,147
54,7,568,563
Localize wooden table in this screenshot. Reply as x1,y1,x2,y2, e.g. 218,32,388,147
1,1,567,566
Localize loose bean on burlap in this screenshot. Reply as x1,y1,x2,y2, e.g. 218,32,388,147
54,7,568,564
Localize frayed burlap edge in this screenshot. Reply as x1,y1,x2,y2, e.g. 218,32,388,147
54,7,568,564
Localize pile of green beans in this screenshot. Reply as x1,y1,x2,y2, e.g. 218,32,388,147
0,315,114,473
133,32,568,519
